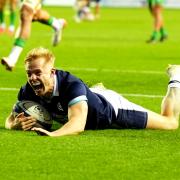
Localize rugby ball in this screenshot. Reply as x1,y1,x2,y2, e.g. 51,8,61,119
13,100,52,130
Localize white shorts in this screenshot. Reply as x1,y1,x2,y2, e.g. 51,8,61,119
90,88,148,129
75,0,89,9
90,88,147,116
21,0,41,12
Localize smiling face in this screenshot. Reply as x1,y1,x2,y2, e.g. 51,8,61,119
25,57,55,97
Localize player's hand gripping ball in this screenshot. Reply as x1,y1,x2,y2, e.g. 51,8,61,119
13,100,52,130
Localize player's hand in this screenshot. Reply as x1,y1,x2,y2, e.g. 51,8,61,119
17,113,36,131
31,127,52,136
13,112,25,129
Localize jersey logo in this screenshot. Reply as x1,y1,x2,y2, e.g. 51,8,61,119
57,102,64,111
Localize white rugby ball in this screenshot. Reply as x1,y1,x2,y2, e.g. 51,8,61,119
13,100,52,130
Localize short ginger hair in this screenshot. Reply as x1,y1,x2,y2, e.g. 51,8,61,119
24,47,55,66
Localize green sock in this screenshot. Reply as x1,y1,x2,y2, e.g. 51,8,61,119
148,1,152,12
14,38,26,47
40,17,53,26
10,11,16,26
151,31,158,39
47,17,53,25
160,27,168,37
0,10,4,24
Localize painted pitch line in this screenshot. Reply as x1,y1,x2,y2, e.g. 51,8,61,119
60,67,164,75
18,66,164,75
0,87,163,98
0,87,19,91
121,93,163,98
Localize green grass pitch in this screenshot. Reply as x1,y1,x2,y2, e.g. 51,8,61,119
0,6,180,180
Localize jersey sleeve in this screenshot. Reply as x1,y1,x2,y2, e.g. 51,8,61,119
65,82,88,106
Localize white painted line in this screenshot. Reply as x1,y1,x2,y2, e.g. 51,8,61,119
121,93,163,98
0,87,163,98
61,67,164,75
18,66,164,75
0,87,19,91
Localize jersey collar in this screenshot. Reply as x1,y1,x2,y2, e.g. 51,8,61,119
52,74,59,97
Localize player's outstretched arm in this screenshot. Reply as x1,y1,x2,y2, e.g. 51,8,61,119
32,101,88,137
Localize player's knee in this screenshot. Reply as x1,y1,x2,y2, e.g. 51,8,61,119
32,10,46,21
32,14,38,21
20,5,33,22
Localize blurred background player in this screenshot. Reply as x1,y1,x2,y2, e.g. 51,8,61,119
147,0,168,43
91,0,101,19
0,0,17,34
74,0,95,23
1,0,67,71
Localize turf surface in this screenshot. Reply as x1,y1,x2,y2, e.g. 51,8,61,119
0,6,180,180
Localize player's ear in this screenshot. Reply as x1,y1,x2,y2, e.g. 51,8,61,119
51,68,56,75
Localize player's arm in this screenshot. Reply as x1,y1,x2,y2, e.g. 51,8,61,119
32,100,88,137
5,111,36,130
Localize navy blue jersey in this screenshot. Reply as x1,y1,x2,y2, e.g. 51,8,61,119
18,70,116,130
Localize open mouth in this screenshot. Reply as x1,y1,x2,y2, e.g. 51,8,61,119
31,82,43,92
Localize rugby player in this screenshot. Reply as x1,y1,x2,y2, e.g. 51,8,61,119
74,0,95,22
92,0,101,19
147,0,168,43
5,47,180,137
1,0,67,71
0,0,17,34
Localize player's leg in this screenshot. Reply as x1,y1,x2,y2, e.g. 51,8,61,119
105,65,180,130
152,5,162,40
0,0,6,33
74,0,83,23
157,0,168,42
147,0,167,43
83,0,95,21
8,0,17,34
146,108,178,130
94,0,101,19
146,65,180,129
74,0,91,22
147,0,153,14
1,4,34,71
112,86,179,130
147,0,161,43
147,2,160,43
33,8,67,46
82,6,94,21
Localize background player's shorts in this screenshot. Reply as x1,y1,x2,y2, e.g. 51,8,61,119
76,0,89,9
90,88,148,129
21,0,41,12
147,0,165,6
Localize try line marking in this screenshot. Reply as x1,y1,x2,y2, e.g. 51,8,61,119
0,87,163,98
18,66,165,75
58,67,165,75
